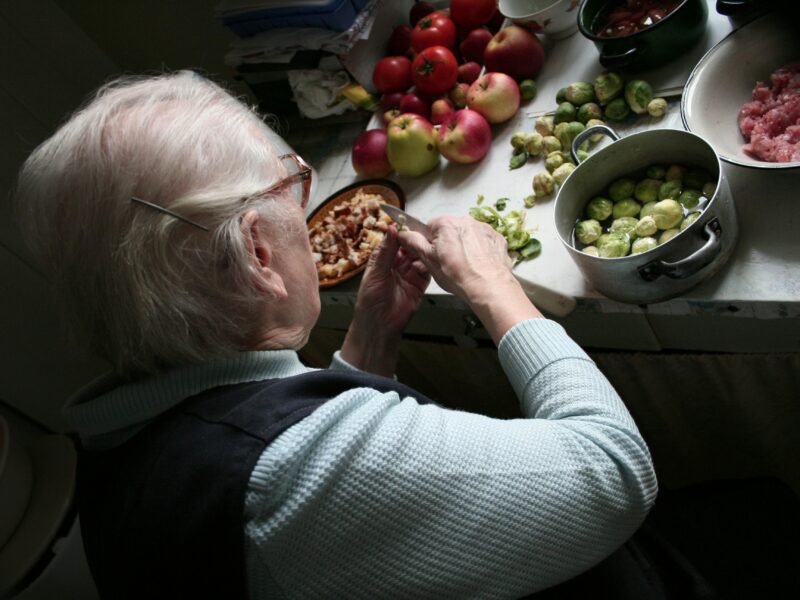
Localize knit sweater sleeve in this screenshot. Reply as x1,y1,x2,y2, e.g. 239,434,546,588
244,319,657,599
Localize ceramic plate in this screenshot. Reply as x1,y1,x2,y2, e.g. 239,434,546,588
681,12,800,171
307,179,405,289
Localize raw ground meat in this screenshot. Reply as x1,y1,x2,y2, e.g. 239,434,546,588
737,62,800,162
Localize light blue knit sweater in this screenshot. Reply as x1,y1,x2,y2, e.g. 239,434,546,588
65,319,657,599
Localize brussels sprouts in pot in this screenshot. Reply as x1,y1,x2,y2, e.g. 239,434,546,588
553,126,738,304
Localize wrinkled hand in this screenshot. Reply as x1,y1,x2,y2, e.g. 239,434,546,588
398,216,542,344
397,216,515,303
340,226,430,376
355,225,430,337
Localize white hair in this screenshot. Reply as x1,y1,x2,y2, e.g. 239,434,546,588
15,71,301,376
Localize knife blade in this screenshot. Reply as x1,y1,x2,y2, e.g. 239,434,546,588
379,203,433,241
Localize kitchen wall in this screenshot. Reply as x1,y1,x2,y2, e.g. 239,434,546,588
0,0,244,431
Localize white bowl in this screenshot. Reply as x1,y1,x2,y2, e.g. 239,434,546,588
0,416,34,550
681,12,800,171
499,0,580,40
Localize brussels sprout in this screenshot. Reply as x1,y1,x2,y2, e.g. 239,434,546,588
658,180,682,201
684,168,711,189
535,115,554,137
533,172,555,197
659,228,681,245
702,181,717,198
640,201,657,219
597,232,631,258
624,80,654,114
678,189,702,210
631,236,658,255
558,121,585,151
586,196,613,221
552,162,576,185
554,102,577,124
575,219,603,245
612,198,642,219
635,179,661,203
634,215,657,238
577,149,590,162
680,212,701,231
610,216,639,237
584,119,606,143
544,151,565,173
608,178,636,201
520,79,537,101
556,87,568,103
665,165,684,181
647,97,668,117
582,245,600,257
525,132,545,157
523,195,536,209
604,98,630,121
542,135,561,154
594,72,624,104
651,199,683,229
646,165,667,179
511,132,529,150
576,102,602,124
565,81,596,106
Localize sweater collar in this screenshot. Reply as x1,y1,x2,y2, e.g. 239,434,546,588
64,350,312,441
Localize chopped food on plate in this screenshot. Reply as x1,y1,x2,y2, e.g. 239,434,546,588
738,62,800,163
308,190,393,281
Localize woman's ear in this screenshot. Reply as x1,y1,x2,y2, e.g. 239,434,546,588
241,209,288,300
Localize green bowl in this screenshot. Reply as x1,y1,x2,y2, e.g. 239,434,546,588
578,0,709,72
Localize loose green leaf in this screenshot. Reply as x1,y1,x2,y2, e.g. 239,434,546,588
523,195,536,208
495,197,509,211
476,194,485,205
509,151,529,170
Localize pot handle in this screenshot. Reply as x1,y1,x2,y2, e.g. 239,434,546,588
600,46,640,70
638,218,723,282
571,124,620,164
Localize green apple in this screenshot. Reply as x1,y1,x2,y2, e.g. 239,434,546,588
386,113,439,177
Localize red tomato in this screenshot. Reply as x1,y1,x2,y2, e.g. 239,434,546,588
411,46,458,96
411,11,457,51
449,0,498,29
372,56,413,94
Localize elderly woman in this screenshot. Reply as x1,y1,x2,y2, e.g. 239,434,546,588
15,72,657,598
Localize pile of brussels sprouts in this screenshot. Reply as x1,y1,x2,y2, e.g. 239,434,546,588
573,164,717,258
509,71,667,203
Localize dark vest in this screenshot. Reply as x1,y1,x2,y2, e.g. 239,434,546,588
78,369,432,600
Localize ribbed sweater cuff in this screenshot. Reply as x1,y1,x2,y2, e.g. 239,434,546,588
498,319,590,400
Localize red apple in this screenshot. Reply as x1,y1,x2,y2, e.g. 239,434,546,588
457,61,482,84
437,109,492,164
399,92,431,119
483,26,546,81
387,25,412,56
386,113,440,177
449,82,470,108
381,92,405,111
466,72,521,124
352,129,392,178
430,97,455,125
383,108,402,126
459,28,493,64
449,0,497,29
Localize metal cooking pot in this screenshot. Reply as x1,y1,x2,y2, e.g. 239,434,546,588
554,125,738,304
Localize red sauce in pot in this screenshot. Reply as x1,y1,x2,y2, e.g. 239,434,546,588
594,0,681,37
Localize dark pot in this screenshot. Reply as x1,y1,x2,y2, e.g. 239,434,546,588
578,0,709,72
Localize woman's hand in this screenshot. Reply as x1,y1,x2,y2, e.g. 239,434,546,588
398,216,542,344
340,226,430,376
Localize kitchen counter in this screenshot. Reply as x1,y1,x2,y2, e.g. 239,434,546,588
290,2,800,353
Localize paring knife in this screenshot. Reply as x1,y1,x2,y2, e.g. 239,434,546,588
379,203,433,240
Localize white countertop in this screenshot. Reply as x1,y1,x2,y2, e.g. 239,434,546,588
297,1,800,351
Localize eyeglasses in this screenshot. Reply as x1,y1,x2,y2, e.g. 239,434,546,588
254,154,313,210
129,153,313,231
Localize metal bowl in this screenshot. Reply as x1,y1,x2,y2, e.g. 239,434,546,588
681,12,800,171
